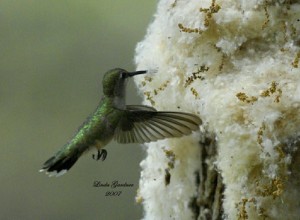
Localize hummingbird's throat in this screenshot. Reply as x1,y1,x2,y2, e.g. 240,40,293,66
113,96,126,109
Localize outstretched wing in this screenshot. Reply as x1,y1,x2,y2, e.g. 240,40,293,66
114,105,202,143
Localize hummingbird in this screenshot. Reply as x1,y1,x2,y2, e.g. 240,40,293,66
40,68,202,177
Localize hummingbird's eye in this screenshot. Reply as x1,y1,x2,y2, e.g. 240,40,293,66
120,72,127,79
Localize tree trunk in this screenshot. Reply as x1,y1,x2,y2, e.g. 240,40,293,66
134,1,300,219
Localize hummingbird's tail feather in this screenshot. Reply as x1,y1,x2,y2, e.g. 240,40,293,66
40,148,83,177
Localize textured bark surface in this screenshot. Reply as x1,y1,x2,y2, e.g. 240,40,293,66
134,1,300,219
197,134,224,220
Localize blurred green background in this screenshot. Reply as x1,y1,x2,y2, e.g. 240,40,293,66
0,1,156,219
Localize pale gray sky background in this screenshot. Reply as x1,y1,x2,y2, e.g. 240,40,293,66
0,1,156,219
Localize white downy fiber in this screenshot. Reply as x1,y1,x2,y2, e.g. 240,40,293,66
134,1,300,219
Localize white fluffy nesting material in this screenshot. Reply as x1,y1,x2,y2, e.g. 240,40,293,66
134,0,300,219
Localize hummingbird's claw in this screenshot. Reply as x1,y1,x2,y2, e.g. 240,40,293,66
92,149,107,161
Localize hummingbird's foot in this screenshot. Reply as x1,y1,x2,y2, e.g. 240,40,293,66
92,149,107,161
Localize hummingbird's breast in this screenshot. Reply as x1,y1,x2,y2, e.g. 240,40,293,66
80,98,124,149
87,116,117,149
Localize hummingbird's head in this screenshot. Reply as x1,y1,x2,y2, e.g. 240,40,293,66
102,68,147,97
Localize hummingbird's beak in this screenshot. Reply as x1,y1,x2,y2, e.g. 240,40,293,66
127,70,147,77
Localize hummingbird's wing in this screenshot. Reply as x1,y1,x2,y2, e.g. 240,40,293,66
114,105,202,143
